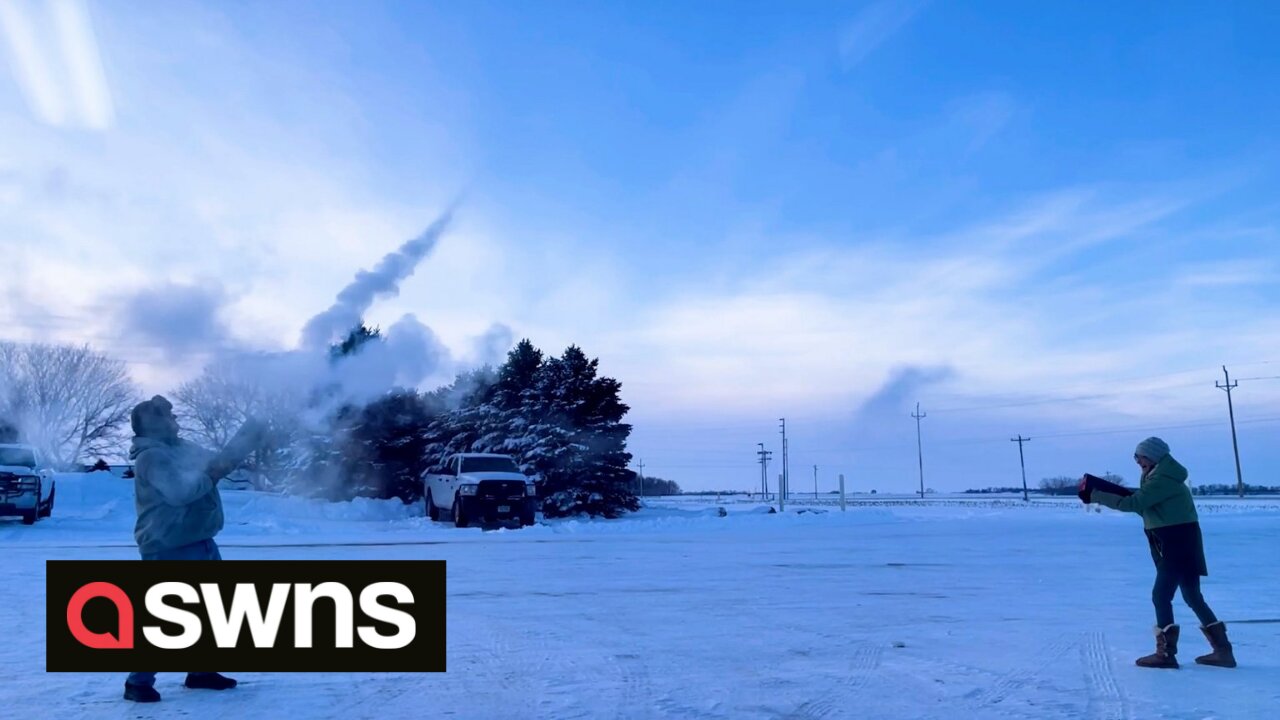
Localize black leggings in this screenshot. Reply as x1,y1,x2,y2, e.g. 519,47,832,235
1153,564,1218,628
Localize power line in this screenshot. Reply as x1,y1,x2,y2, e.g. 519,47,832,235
634,414,1280,462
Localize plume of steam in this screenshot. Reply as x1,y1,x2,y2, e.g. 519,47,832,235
116,280,234,360
855,365,954,421
471,322,514,366
325,314,451,407
300,206,455,350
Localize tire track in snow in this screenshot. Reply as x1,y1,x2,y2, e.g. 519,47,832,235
787,644,883,720
960,639,1074,712
609,652,658,720
1082,631,1128,720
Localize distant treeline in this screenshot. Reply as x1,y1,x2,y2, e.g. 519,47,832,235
634,476,681,496
1192,483,1280,495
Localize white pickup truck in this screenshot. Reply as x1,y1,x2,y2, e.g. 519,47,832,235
423,453,537,528
0,443,56,525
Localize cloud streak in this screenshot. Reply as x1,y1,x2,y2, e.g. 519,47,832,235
0,0,114,129
838,0,927,69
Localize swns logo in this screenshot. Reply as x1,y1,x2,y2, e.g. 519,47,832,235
47,560,445,672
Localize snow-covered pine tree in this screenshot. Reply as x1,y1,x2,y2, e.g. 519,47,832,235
284,322,385,499
420,367,498,470
343,389,437,502
526,345,637,518
473,339,544,463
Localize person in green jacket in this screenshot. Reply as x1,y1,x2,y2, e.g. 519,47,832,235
1084,437,1236,669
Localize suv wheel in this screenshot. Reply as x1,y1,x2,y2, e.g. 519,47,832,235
453,496,470,528
426,490,440,521
40,485,55,518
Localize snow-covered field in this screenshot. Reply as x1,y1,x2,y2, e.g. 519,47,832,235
3,473,1277,719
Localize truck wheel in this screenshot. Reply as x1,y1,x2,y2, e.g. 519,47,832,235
22,509,37,525
520,502,536,527
40,486,55,518
426,490,440,521
453,496,469,528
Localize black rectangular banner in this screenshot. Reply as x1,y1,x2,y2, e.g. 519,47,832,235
47,560,446,672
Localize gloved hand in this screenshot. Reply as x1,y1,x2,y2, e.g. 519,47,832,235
1077,474,1097,504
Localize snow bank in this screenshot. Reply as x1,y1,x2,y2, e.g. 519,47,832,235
49,471,135,521
38,471,422,539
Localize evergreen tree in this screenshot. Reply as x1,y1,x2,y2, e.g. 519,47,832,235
473,339,544,460
525,345,636,518
343,389,437,501
421,367,498,469
330,324,382,360
287,322,390,499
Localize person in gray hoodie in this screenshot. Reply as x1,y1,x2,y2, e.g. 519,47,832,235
123,395,266,703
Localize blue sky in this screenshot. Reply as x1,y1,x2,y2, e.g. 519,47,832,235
2,0,1279,491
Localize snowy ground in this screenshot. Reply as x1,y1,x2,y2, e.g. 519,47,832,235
2,474,1278,719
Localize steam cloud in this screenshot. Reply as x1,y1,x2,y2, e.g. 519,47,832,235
116,280,234,360
300,207,455,350
855,365,955,421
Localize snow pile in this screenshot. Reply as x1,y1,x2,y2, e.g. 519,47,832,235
39,471,421,539
232,493,420,525
48,471,134,522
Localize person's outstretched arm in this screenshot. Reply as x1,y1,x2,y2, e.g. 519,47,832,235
1092,480,1180,514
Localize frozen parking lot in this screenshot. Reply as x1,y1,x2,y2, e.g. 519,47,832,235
2,476,1278,719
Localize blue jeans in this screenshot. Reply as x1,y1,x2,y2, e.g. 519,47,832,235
126,539,222,688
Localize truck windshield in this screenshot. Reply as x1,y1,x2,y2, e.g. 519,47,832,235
462,457,520,474
0,447,36,467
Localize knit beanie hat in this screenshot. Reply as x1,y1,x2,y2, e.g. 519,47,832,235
1134,436,1170,463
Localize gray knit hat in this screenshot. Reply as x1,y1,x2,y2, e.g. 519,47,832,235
1134,436,1170,462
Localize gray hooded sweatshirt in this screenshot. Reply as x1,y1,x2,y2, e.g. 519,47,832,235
130,437,224,555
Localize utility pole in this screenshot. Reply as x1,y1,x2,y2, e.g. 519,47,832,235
778,474,785,511
838,473,846,511
1011,435,1031,502
636,459,645,499
1216,366,1245,498
911,403,926,499
779,418,789,503
757,443,773,499
813,465,818,500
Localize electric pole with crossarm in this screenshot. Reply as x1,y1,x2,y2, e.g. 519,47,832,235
1217,366,1245,498
912,403,926,499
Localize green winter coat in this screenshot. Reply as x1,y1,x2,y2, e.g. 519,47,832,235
1092,455,1208,576
131,437,224,556
1091,455,1198,529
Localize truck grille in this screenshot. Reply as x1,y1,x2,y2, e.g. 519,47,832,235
477,480,526,501
0,474,36,493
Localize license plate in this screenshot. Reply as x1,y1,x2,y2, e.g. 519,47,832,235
497,505,510,513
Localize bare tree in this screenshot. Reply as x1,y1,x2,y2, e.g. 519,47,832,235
173,364,263,449
171,358,301,479
0,341,138,467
